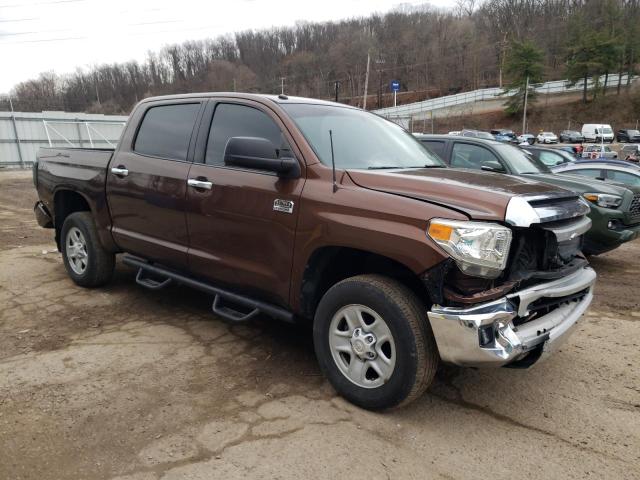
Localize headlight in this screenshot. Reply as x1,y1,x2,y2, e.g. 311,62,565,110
583,193,622,209
427,219,512,279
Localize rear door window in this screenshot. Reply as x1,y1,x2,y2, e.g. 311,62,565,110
134,103,200,161
450,143,500,170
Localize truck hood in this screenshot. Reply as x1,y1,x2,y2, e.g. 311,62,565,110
524,173,631,196
346,167,571,221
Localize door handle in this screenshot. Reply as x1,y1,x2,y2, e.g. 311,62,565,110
111,166,129,177
187,178,213,190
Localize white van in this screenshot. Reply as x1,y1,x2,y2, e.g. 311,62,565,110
581,124,614,143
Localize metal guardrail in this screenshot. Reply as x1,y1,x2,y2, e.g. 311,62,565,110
374,74,638,118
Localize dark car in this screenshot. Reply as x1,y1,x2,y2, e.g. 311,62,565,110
32,93,598,410
460,129,495,140
524,146,576,167
559,130,585,143
616,129,640,143
415,134,640,255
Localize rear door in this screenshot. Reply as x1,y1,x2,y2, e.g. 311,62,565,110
185,99,305,306
106,99,204,269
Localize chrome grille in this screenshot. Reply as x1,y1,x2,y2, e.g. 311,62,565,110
630,194,640,219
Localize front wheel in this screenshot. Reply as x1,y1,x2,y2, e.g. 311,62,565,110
313,274,439,410
61,212,115,287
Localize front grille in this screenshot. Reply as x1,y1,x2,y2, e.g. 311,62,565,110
630,194,640,219
514,288,589,326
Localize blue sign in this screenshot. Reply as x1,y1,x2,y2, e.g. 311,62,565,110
390,80,400,92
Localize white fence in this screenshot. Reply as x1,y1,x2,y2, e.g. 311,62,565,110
0,111,127,168
374,74,637,120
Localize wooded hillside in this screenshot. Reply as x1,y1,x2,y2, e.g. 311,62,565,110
2,0,638,114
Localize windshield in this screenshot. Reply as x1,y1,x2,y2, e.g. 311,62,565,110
628,130,639,135
281,104,444,169
602,127,613,134
499,145,550,174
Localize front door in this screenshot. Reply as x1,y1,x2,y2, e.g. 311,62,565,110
185,100,305,306
106,100,203,269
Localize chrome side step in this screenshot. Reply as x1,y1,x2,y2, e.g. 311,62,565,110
123,255,294,324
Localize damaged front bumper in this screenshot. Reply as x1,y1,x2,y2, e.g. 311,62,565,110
427,266,596,367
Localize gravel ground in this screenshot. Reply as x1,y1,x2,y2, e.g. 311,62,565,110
1,169,638,480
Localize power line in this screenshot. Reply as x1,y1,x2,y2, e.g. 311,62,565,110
0,0,85,7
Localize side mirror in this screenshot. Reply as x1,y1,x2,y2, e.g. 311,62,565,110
224,136,300,178
481,160,506,173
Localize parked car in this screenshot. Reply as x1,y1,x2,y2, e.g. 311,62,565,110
536,131,558,144
559,145,583,157
33,93,598,410
490,129,518,143
559,130,584,143
415,134,640,255
516,133,535,145
620,144,640,162
460,129,495,140
582,124,614,143
616,129,640,143
582,144,618,159
553,161,640,187
448,131,461,136
523,146,576,167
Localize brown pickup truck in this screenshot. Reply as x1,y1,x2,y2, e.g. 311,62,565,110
33,93,596,409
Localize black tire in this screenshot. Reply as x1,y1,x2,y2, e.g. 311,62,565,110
61,211,115,287
313,274,438,410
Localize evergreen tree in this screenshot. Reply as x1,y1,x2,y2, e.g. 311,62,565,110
502,40,544,115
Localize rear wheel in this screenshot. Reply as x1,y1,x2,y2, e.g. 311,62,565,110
313,274,438,410
61,212,115,287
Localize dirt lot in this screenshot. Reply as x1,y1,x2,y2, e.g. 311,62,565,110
1,170,639,480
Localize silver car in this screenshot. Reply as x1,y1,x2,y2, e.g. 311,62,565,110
554,161,640,186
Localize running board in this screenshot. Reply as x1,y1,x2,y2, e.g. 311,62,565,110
123,255,294,324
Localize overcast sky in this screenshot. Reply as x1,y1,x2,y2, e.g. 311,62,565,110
0,0,456,94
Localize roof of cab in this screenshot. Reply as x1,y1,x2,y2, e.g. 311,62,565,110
138,92,356,109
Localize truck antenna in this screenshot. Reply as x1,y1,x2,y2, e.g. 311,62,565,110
329,130,337,193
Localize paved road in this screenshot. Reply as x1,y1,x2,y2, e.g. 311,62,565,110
1,170,638,480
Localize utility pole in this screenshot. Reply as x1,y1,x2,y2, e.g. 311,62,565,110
8,94,14,112
334,81,340,102
522,75,529,135
233,78,236,92
280,77,285,95
363,53,370,110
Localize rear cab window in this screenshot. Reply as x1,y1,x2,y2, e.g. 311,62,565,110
134,103,201,161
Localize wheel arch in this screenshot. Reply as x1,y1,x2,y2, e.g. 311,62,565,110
298,246,429,322
53,189,93,249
